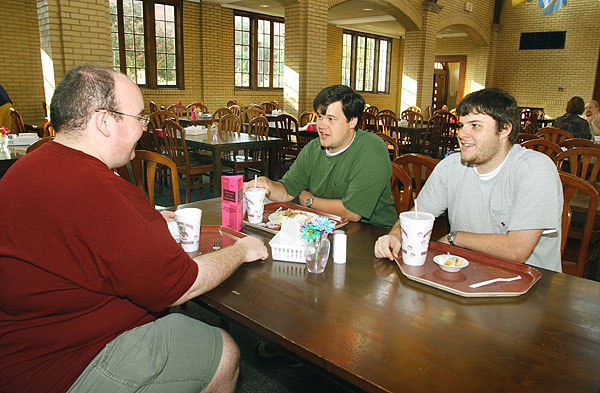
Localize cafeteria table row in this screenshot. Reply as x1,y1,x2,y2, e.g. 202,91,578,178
173,197,600,393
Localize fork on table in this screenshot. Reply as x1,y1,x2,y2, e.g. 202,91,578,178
213,238,221,251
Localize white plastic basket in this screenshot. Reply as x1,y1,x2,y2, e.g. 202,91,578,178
269,231,306,263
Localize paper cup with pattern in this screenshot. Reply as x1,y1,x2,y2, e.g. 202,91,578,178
399,211,435,266
175,208,202,252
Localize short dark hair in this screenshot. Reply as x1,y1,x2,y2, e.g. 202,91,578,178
566,96,585,115
313,85,365,128
50,64,120,134
456,88,519,144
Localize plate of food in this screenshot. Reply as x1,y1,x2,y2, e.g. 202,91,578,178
244,202,349,234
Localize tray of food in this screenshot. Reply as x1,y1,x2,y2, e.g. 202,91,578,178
243,202,349,234
394,241,541,298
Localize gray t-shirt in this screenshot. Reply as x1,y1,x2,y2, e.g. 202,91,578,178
416,144,563,272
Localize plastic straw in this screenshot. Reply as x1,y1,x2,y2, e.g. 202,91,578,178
254,175,257,188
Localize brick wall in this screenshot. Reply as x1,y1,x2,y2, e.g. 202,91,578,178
494,0,600,118
436,36,489,96
0,0,46,127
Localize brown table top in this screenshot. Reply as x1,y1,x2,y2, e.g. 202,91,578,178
184,130,280,150
184,198,600,393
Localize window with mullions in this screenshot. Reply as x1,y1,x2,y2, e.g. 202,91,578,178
341,31,391,93
110,0,183,88
234,12,284,89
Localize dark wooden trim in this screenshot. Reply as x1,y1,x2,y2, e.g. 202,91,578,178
593,45,600,102
343,29,392,94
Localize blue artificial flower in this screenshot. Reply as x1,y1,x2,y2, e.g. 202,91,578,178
314,216,335,235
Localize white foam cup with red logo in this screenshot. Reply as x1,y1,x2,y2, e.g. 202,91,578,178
399,211,435,266
245,187,266,224
175,208,202,252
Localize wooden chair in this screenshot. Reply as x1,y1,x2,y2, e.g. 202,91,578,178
299,110,317,127
274,114,300,177
390,162,413,214
149,101,159,113
270,100,279,110
419,113,448,158
407,105,421,114
10,108,26,134
187,102,208,113
521,139,563,160
218,113,240,133
229,104,242,118
536,127,573,145
226,100,237,107
377,109,396,117
393,154,438,201
248,103,266,113
554,147,600,182
224,116,269,180
559,172,599,277
517,132,539,143
401,109,424,128
524,109,545,134
360,111,377,132
364,105,378,116
124,150,181,207
376,112,398,138
162,120,213,203
240,106,265,133
26,136,54,153
43,122,55,138
149,110,177,149
212,107,233,122
167,104,190,120
559,138,600,149
519,108,531,132
376,132,400,160
260,101,276,113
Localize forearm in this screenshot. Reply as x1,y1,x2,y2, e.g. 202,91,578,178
171,243,247,306
264,177,294,202
447,230,542,263
301,193,362,222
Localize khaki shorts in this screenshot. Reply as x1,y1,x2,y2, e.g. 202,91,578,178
67,313,223,393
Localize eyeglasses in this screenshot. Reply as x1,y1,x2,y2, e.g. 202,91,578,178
95,109,150,127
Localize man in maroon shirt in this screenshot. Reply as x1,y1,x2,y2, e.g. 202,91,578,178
0,65,268,393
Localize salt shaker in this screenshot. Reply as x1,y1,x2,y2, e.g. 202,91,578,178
333,230,347,264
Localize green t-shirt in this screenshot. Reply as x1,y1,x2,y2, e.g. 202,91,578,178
279,130,397,228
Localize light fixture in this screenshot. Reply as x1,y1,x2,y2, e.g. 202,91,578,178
363,8,373,11
260,4,269,7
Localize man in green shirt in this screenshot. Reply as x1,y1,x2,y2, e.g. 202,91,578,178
243,85,396,228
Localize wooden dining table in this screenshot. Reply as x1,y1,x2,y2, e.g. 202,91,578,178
184,131,280,196
181,198,600,393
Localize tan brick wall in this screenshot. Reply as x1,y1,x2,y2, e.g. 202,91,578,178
435,36,489,96
0,0,46,127
494,0,600,118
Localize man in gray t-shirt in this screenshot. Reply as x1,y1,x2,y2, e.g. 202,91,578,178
375,88,563,272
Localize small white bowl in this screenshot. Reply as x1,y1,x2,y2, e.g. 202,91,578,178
433,254,469,273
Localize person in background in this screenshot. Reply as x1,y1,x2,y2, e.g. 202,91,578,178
243,84,397,228
584,99,600,137
553,96,591,139
375,88,563,272
0,83,12,129
0,65,268,393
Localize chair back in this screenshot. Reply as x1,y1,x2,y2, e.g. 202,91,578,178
536,127,573,145
376,113,398,139
407,105,421,114
229,104,242,117
128,150,181,207
241,107,265,132
554,147,600,182
519,108,532,131
517,133,539,143
421,113,449,157
521,138,562,160
299,110,317,127
377,109,396,117
247,116,269,137
274,114,299,148
376,132,400,160
218,113,240,133
360,112,377,132
43,122,55,138
187,102,208,113
393,154,438,200
226,100,237,107
162,120,190,170
26,136,54,153
10,108,26,133
559,138,600,149
167,104,190,119
391,162,413,214
401,110,424,128
559,172,599,277
249,103,266,113
364,105,378,115
270,100,279,110
212,107,233,122
149,101,158,113
150,110,177,129
260,102,276,113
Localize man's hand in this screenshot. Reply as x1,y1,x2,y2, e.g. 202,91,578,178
374,233,402,261
160,210,175,222
236,236,269,263
243,176,272,198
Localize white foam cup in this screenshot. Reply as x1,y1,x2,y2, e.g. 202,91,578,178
399,211,435,266
245,187,266,224
175,208,202,252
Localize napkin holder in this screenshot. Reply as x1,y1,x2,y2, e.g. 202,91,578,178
269,218,306,263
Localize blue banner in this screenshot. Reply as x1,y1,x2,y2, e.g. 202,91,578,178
537,0,567,16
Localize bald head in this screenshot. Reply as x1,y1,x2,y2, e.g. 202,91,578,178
585,100,599,118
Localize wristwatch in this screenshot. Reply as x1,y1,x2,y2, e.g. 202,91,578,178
305,196,315,208
447,231,457,246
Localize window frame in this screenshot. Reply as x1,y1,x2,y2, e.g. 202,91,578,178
111,0,184,89
234,11,284,90
342,30,391,94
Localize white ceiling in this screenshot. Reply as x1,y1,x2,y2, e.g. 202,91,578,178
202,0,467,39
